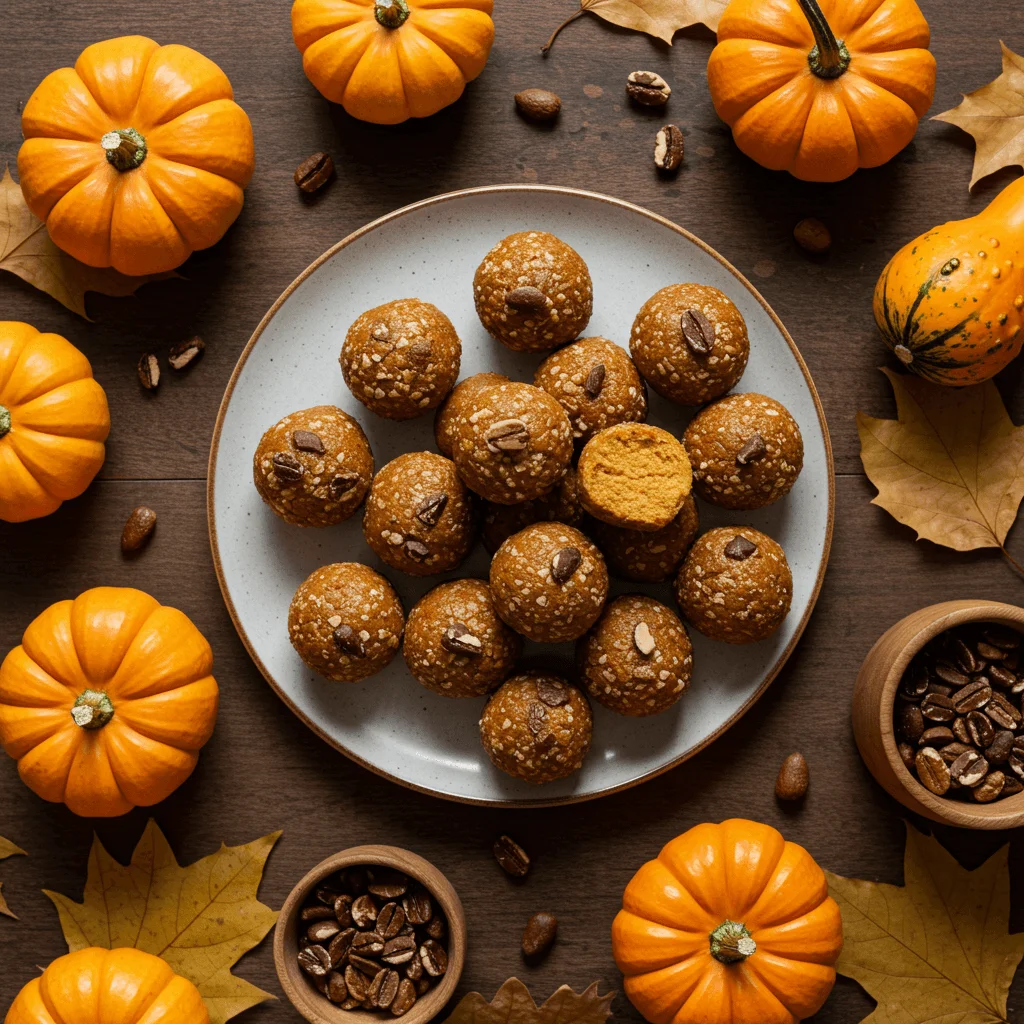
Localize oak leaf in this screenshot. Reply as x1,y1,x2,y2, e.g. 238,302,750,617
934,42,1024,189
44,819,280,1024
826,824,1024,1024
444,978,614,1024
1,166,176,320
0,835,26,920
857,368,1024,565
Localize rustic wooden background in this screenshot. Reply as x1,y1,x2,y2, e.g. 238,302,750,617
3,0,1024,1019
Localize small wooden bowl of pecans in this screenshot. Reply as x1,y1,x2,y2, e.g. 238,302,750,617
853,599,1024,829
274,845,466,1024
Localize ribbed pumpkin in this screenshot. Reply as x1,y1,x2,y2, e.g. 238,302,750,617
612,819,842,1024
18,36,255,276
874,175,1024,385
5,947,208,1024
707,0,935,182
0,587,219,818
292,0,495,125
0,321,110,524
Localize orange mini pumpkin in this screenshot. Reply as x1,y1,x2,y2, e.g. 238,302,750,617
18,36,255,276
292,0,495,125
5,947,208,1024
707,0,936,182
612,819,842,1024
0,587,219,818
0,321,110,524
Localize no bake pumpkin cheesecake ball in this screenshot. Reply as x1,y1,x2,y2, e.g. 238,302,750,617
675,527,792,644
253,405,373,526
473,231,593,352
489,521,608,643
363,451,475,576
341,298,461,420
289,562,404,682
684,393,804,510
630,283,749,405
404,579,521,698
479,671,593,784
434,372,508,457
533,336,648,442
577,595,692,716
481,466,583,554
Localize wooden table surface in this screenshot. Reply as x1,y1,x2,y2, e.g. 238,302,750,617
3,1,1024,1020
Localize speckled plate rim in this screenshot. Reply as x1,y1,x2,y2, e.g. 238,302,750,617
207,183,835,808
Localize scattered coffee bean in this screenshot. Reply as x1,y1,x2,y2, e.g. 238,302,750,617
583,363,606,398
977,641,1007,660
897,741,916,770
949,749,988,787
514,87,561,122
724,535,757,561
335,894,354,926
919,726,954,746
382,934,417,965
377,902,406,940
973,770,1006,802
521,911,558,959
983,625,1020,649
402,886,433,925
989,664,1017,689
986,730,1015,765
351,894,379,928
934,663,970,688
308,919,342,943
505,287,548,313
299,945,333,978
121,505,157,554
326,970,348,1003
736,433,767,466
681,308,714,355
345,965,369,1001
351,931,385,957
633,621,656,656
302,905,335,923
493,834,530,877
425,915,446,941
137,353,160,391
920,693,955,722
952,679,992,713
391,977,417,1016
295,151,335,193
442,622,482,656
939,741,973,764
1003,776,1024,795
415,491,448,527
915,746,951,795
551,546,581,583
626,70,671,106
793,217,831,254
966,709,995,749
419,939,447,976
168,336,204,371
653,124,684,173
952,716,971,744
774,752,809,801
485,417,530,452
987,692,1021,729
328,928,356,966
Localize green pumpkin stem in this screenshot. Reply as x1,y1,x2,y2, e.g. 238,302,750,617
710,920,757,964
0,404,10,439
71,689,115,730
797,0,850,79
101,128,147,171
374,0,410,28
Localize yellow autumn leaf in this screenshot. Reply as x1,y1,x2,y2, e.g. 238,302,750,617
0,835,26,920
827,825,1024,1024
444,978,614,1024
44,819,280,1024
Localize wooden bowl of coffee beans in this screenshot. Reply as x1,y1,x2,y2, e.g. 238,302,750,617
274,846,465,1024
852,599,1024,829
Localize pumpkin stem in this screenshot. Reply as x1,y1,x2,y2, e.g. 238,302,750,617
0,404,10,439
797,0,850,79
101,128,147,171
710,920,757,964
71,689,115,730
374,0,410,28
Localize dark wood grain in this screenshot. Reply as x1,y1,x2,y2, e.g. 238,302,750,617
2,1,1024,1021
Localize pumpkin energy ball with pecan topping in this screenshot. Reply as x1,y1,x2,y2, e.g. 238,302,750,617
577,595,693,716
253,405,373,526
404,579,521,698
289,563,404,682
684,392,804,510
434,371,508,457
534,336,648,442
675,527,792,644
448,379,573,505
490,522,608,643
363,451,475,576
482,466,583,553
630,283,749,405
341,298,461,420
473,231,593,352
479,672,593,784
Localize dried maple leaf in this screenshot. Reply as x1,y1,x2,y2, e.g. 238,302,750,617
857,368,1024,574
827,824,1024,1024
0,166,175,320
934,42,1024,189
44,819,280,1024
444,978,614,1024
0,835,26,920
541,0,725,53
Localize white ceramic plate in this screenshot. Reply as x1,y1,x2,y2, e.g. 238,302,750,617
209,185,833,807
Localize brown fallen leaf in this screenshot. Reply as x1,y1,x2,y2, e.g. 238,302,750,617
0,166,176,320
0,835,26,920
444,978,614,1024
44,819,280,1024
857,368,1024,576
541,0,725,53
934,42,1024,189
826,824,1024,1024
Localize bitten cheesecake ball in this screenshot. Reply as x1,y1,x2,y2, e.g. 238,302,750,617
577,595,692,716
577,423,692,531
473,231,593,352
533,336,648,442
490,522,608,643
684,393,804,510
363,452,475,576
675,527,792,644
479,672,593,784
253,405,373,527
481,467,583,554
448,379,573,505
434,372,508,457
630,283,749,405
589,495,699,582
341,298,461,420
289,563,404,682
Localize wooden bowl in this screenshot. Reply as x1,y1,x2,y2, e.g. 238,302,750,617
852,599,1024,829
274,845,466,1024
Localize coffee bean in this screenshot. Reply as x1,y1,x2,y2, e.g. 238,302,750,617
626,70,671,106
973,770,1006,802
792,218,831,254
351,895,379,929
301,905,335,923
335,894,353,927
168,336,205,371
584,363,606,398
1003,776,1024,795
272,451,304,483
377,902,406,940
415,491,448,527
316,885,342,906
326,970,348,1003
415,977,431,996
121,506,157,553
333,624,365,658
295,152,335,193
989,664,1017,689
493,834,530,877
898,704,924,742
299,945,333,978
537,677,569,706
404,957,423,981
724,535,757,560
551,546,581,583
402,885,433,925
369,871,409,900
308,919,341,943
633,621,656,657
137,353,160,391
934,664,969,688
505,287,548,314
983,625,1021,650
952,680,992,713
514,87,562,122
442,622,482,656
774,752,809,800
653,124,684,173
939,741,974,764
382,934,417,965
977,641,1007,661
345,965,369,1001
350,954,382,977
425,916,446,941
485,418,530,452
919,726,954,746
900,662,930,700
681,308,714,355
344,867,369,894
915,747,951,795
404,538,430,561
368,968,401,1009
950,749,989,787
952,716,971,744
897,742,916,770
949,637,979,674
351,931,385,957
419,939,447,977
986,692,1021,729
920,693,955,722
521,911,558,959
966,709,995,749
391,978,417,1017
927,683,953,697
986,730,1015,765
328,928,356,967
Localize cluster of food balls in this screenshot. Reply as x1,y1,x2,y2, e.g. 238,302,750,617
253,230,803,786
